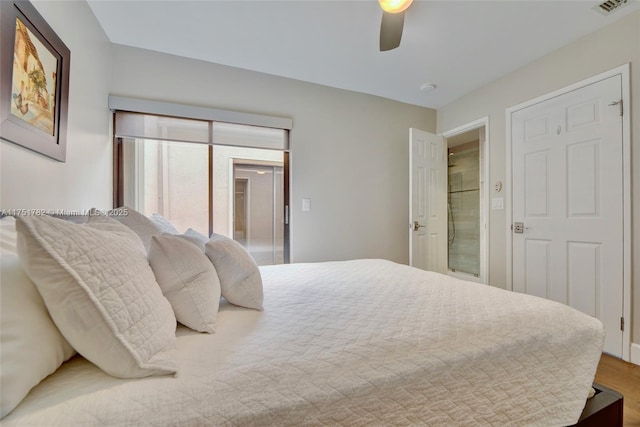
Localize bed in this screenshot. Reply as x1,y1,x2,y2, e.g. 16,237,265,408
0,214,605,426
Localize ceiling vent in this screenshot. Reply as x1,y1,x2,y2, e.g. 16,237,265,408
593,0,630,15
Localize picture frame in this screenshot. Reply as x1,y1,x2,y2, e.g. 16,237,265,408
0,0,70,162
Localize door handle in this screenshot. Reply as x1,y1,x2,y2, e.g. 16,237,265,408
513,222,531,234
411,221,426,231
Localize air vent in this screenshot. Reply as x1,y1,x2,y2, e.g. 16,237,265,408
593,0,630,15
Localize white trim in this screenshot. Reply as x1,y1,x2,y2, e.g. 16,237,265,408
441,117,490,285
620,64,632,363
109,95,293,130
408,130,414,267
505,108,513,292
631,343,640,366
505,63,631,362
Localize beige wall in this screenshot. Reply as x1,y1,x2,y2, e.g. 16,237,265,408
0,1,112,210
110,45,436,264
437,11,640,344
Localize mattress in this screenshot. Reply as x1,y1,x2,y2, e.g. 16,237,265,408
3,259,604,426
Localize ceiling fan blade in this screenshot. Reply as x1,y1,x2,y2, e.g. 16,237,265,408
379,11,405,51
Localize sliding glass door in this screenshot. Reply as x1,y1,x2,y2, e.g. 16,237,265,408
115,113,289,265
233,164,284,265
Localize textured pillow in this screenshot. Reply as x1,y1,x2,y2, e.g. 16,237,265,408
1,217,75,418
15,214,178,378
149,235,221,333
111,206,161,253
180,228,209,250
149,213,180,235
205,234,263,310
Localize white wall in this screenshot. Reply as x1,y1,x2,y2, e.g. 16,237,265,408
0,1,112,211
437,11,640,344
109,45,436,264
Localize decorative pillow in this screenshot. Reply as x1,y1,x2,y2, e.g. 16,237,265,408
110,206,161,253
88,208,146,255
149,235,221,333
180,228,209,250
205,234,263,310
1,217,75,418
149,213,180,235
15,214,178,379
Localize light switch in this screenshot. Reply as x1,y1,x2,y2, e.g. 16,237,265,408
491,197,504,210
302,198,311,212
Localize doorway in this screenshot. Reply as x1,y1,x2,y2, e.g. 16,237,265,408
442,118,489,284
447,136,480,278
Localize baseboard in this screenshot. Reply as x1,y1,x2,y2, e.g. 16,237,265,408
631,342,640,366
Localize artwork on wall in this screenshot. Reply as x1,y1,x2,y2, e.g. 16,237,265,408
0,0,70,162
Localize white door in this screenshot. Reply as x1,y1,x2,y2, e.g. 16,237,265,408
511,75,623,356
409,128,447,273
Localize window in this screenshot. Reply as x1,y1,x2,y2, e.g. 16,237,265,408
112,103,291,265
124,138,209,235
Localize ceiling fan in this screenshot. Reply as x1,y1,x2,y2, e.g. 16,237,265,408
379,0,413,51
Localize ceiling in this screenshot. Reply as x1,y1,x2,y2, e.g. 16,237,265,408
87,0,639,109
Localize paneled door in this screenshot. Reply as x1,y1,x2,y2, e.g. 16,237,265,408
511,75,623,356
409,128,447,273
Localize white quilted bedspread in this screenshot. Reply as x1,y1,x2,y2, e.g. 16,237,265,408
4,259,604,426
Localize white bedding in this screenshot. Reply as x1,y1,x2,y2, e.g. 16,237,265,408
3,259,604,426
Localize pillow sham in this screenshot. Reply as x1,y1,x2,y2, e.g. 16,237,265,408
15,214,178,379
149,235,221,333
149,213,180,235
0,217,75,419
110,206,161,253
205,234,263,310
180,228,208,250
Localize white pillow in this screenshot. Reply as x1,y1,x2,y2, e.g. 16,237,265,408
205,234,263,310
149,213,180,235
15,214,178,378
110,206,161,253
0,217,75,418
180,228,209,250
149,235,221,333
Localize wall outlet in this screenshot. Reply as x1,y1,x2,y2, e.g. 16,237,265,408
302,198,311,212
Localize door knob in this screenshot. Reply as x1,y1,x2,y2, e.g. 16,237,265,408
512,222,531,234
412,221,426,231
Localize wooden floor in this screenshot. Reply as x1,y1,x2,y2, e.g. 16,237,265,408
594,354,640,427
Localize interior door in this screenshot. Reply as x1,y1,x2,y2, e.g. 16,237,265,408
409,128,447,273
511,75,623,356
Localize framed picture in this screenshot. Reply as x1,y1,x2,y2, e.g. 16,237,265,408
0,0,70,162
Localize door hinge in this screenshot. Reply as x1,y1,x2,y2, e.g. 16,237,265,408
620,316,624,331
609,100,623,116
